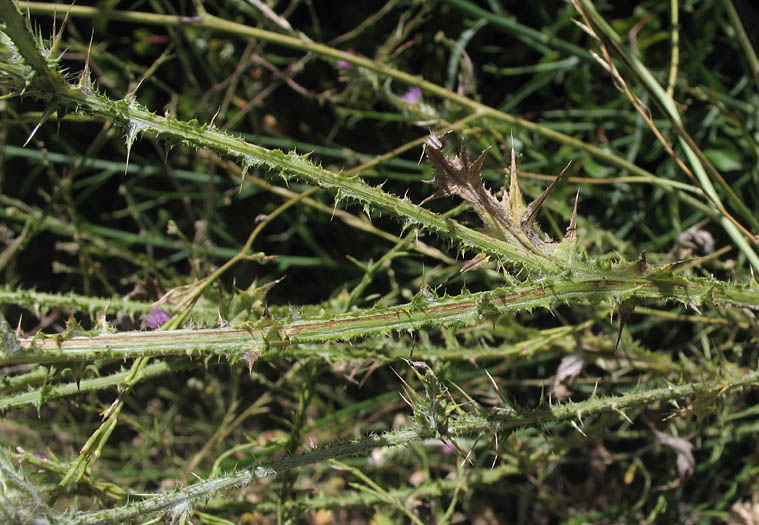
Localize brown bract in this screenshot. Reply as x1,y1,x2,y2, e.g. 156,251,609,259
421,132,577,253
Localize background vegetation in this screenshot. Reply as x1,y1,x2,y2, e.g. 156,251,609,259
1,0,759,523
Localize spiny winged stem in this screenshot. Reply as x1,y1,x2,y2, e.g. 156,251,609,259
0,6,556,275
0,2,703,281
47,185,308,486
158,189,309,330
9,0,759,271
6,273,759,369
63,367,759,524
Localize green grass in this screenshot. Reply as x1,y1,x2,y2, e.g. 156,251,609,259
1,0,759,523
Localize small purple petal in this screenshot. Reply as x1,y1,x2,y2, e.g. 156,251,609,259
442,442,457,454
146,309,171,330
401,87,422,104
337,50,355,69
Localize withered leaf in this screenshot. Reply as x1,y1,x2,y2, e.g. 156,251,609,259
728,496,759,525
654,430,695,479
551,350,584,401
422,132,574,251
123,274,165,302
423,133,516,239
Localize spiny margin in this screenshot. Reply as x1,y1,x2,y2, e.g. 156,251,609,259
65,368,759,524
0,10,560,275
6,274,759,367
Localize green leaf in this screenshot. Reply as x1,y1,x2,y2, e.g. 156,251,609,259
0,316,22,358
581,155,615,178
704,148,742,172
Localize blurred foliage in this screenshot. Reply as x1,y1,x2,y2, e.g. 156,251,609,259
1,0,759,523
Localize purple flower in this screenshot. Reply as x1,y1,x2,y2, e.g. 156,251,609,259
401,87,422,104
337,50,355,69
145,309,171,330
441,441,457,454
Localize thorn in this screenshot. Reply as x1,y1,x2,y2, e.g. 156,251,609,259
209,106,221,128
460,443,475,467
419,189,444,206
441,253,489,285
397,389,413,409
469,146,491,179
491,433,499,469
421,130,445,164
635,250,648,273
566,187,580,242
24,107,55,146
50,4,72,58
484,368,499,393
125,123,135,175
615,299,636,351
419,129,436,164
613,405,634,424
459,135,469,167
507,133,521,213
79,30,95,91
520,161,571,244
128,77,146,100
570,420,587,437
614,316,623,351
51,6,57,49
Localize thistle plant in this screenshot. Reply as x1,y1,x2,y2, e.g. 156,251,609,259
1,1,759,523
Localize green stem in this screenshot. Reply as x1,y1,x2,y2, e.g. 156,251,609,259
0,359,192,411
0,1,59,90
66,367,759,524
575,0,759,271
6,275,758,366
723,0,759,91
0,287,157,315
18,2,661,181
441,0,594,62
